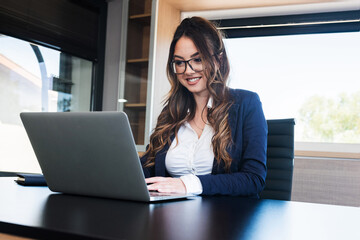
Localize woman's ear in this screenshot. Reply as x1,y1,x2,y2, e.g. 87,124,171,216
218,52,224,63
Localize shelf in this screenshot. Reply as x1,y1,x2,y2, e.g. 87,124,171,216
130,13,151,19
129,13,151,25
127,58,149,68
127,58,149,63
124,103,147,108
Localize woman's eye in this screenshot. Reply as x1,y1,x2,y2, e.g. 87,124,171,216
193,58,202,63
174,60,184,66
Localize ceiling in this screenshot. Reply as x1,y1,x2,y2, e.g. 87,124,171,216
165,0,359,12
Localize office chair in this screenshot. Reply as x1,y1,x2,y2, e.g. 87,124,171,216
260,119,295,201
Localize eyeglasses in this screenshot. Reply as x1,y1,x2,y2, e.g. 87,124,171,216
171,57,204,74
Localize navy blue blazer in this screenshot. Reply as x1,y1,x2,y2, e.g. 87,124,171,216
141,89,268,197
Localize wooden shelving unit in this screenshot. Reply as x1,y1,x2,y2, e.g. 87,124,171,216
123,0,153,145
124,103,147,108
129,13,151,25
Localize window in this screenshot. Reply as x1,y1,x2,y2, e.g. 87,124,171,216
217,11,360,157
0,35,93,173
0,0,107,174
225,31,360,143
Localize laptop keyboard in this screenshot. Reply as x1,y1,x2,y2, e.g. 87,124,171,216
149,192,173,197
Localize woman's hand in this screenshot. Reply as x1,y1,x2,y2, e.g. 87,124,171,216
145,177,186,194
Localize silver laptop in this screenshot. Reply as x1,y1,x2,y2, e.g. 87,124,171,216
20,111,192,202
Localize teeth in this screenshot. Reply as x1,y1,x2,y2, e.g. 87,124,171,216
188,77,200,82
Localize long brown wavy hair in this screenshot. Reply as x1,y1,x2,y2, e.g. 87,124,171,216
143,17,234,171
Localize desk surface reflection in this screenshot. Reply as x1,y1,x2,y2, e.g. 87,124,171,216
0,178,359,240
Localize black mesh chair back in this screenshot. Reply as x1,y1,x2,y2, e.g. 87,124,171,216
260,119,295,200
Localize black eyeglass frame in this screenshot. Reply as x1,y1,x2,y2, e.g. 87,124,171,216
171,57,204,75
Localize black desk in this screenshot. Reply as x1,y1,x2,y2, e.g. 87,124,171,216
0,177,359,240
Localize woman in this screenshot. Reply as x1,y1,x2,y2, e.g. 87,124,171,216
141,17,267,197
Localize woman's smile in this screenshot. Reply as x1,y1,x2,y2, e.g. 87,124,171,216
186,76,201,84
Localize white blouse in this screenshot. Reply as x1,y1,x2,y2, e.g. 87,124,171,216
165,121,214,195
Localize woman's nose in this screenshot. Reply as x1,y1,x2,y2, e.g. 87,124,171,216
184,62,195,74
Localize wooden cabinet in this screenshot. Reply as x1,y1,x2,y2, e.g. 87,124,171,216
120,0,155,148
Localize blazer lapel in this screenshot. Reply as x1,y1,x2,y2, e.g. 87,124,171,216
154,145,168,176
154,135,175,176
211,102,239,174
228,102,239,139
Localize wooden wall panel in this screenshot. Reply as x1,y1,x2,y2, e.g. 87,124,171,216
165,0,332,11
151,0,181,129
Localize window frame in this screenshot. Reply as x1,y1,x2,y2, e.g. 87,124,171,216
215,10,360,38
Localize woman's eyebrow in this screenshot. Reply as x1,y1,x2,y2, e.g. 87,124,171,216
173,55,184,60
190,52,200,58
173,52,200,60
